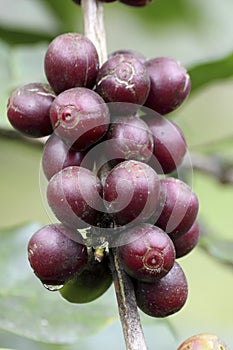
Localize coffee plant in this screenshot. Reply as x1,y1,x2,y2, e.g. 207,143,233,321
0,0,233,349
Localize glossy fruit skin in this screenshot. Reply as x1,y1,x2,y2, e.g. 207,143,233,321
142,113,187,174
27,224,88,285
144,57,191,115
96,53,150,106
119,0,154,7
177,333,229,350
7,83,54,138
174,220,200,258
49,87,110,151
44,33,99,94
135,261,188,318
117,223,175,282
154,177,199,239
60,255,112,303
105,115,154,163
42,134,93,180
47,166,104,229
103,160,160,226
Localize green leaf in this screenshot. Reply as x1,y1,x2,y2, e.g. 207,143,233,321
199,221,233,266
199,235,233,266
0,26,52,45
0,223,117,344
188,52,233,93
0,0,59,41
39,0,83,33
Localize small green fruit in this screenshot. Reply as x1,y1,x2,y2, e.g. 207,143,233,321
60,256,112,303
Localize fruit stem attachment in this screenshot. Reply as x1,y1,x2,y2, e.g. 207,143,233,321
81,0,108,65
81,1,148,348
109,248,148,350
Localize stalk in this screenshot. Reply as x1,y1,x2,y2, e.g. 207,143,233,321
81,0,148,348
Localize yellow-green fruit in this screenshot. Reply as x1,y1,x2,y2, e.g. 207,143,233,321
177,333,229,350
60,256,112,303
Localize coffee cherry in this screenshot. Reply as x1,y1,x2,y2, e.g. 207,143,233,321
154,177,199,239
117,223,175,282
42,134,93,180
177,333,229,350
144,57,191,115
173,220,200,258
135,261,188,317
105,115,154,163
27,224,88,286
103,160,160,226
109,50,146,64
47,166,104,229
44,33,99,94
49,87,110,151
96,53,150,106
142,113,187,174
60,255,112,303
119,0,154,7
7,83,55,138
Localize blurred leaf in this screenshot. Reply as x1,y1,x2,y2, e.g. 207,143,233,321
188,52,233,93
40,0,83,33
0,0,59,39
0,26,52,45
191,135,233,154
199,235,233,267
0,223,117,344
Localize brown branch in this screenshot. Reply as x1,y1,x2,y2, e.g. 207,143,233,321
109,248,148,350
189,152,233,184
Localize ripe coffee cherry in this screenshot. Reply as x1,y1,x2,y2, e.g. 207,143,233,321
109,50,146,64
144,57,191,115
105,115,154,163
7,83,54,138
47,166,104,229
96,53,150,106
103,160,160,226
44,33,99,94
117,224,175,282
154,177,199,239
177,333,229,350
42,134,93,180
173,220,200,258
60,255,112,303
142,113,187,174
119,0,154,7
135,261,188,318
27,224,88,285
49,87,110,151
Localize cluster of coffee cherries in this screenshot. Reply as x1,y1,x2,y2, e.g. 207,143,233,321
7,31,200,318
72,0,155,8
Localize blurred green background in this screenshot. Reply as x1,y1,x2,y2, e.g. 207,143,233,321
0,0,233,349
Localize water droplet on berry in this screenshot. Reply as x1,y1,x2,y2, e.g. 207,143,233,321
43,284,64,292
